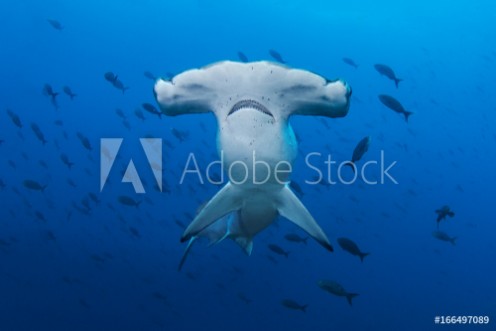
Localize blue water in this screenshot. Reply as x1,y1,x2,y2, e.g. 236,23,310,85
1,0,495,330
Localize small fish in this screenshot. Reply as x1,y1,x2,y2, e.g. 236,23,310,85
144,71,157,81
268,244,289,257
31,123,47,145
378,95,413,122
142,103,162,118
318,280,359,306
342,57,358,68
171,128,189,142
60,153,74,169
88,192,100,204
237,292,252,304
104,72,117,83
47,19,63,30
76,132,92,151
432,230,457,245
237,51,249,62
115,108,126,119
344,136,371,172
6,109,22,128
67,178,77,188
269,49,286,63
281,299,307,312
63,86,77,99
129,227,141,238
104,72,129,93
112,79,129,93
42,84,59,109
134,108,145,121
35,211,46,222
118,195,141,208
435,205,455,227
23,179,47,192
374,64,402,88
337,237,370,262
284,233,308,245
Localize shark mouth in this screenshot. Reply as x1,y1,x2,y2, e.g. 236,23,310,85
227,99,273,118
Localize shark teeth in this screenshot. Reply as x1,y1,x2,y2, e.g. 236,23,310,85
228,99,273,118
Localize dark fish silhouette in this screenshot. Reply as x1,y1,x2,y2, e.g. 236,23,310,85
6,109,22,128
0,179,6,190
432,230,457,245
378,95,413,122
342,57,358,68
23,179,47,192
63,86,77,99
76,132,92,151
284,233,308,245
144,71,157,81
337,237,370,262
47,19,63,30
435,206,455,228
237,51,249,62
31,123,47,145
115,108,126,119
281,299,308,312
134,108,145,121
268,244,289,257
318,280,359,306
269,49,286,63
171,128,189,142
42,84,59,109
118,195,141,208
104,72,129,93
374,64,402,88
344,136,371,172
60,153,74,169
142,103,162,118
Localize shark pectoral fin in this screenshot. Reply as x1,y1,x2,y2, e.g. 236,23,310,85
276,186,333,252
181,183,242,242
178,237,197,271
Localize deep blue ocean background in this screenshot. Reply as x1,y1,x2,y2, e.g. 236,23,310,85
1,0,495,330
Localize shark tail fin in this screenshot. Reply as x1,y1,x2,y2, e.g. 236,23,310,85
276,185,333,252
394,78,403,88
450,237,457,246
301,304,308,312
346,293,359,306
181,182,241,242
178,237,197,271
